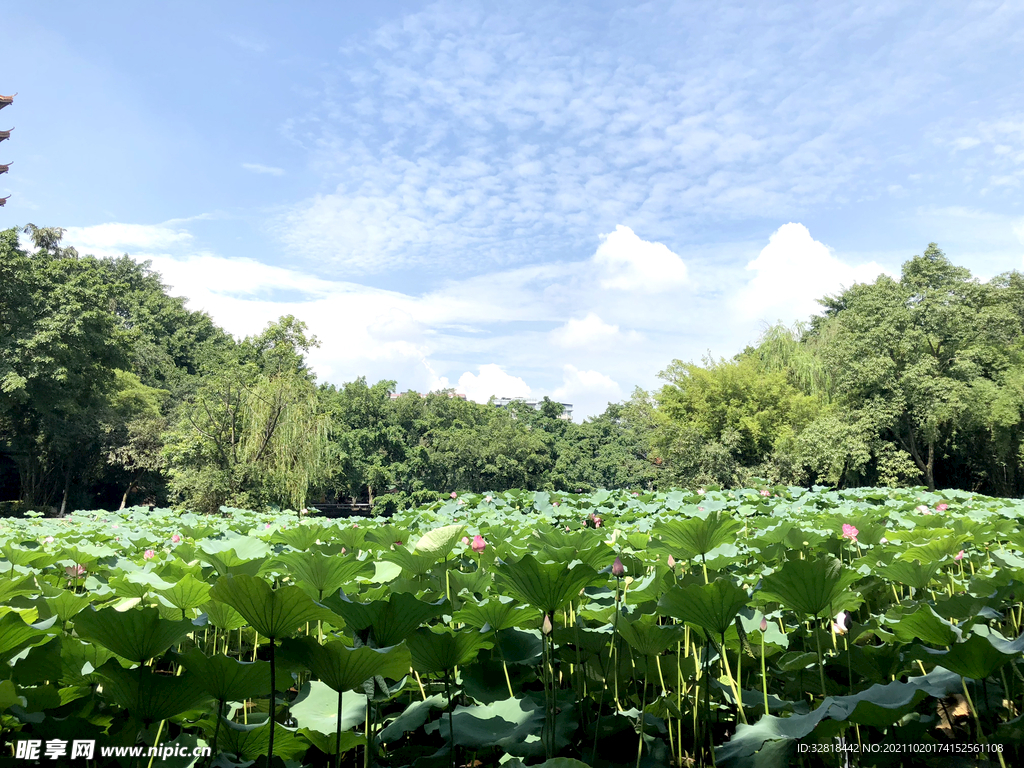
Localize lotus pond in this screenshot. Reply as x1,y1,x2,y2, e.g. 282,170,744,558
2,486,1024,767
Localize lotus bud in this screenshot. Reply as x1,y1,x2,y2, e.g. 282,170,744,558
760,617,768,632
936,503,949,512
450,491,458,499
462,536,470,545
143,549,155,560
43,536,54,544
171,533,181,543
955,550,964,561
471,534,487,553
542,614,553,635
879,537,888,544
667,555,676,568
612,556,625,577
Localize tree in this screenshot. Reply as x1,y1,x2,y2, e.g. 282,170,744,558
811,245,1020,491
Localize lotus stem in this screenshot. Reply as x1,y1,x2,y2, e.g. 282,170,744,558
335,690,343,768
268,637,276,765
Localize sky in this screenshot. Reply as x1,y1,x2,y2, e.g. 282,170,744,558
2,1,1023,418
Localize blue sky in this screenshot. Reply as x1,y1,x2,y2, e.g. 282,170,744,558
3,1,1023,417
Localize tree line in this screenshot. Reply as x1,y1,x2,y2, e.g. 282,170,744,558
2,227,1023,514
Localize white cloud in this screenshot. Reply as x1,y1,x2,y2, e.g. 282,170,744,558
456,364,531,403
64,223,192,255
592,226,689,293
552,364,622,420
735,223,887,323
242,163,285,176
550,313,621,348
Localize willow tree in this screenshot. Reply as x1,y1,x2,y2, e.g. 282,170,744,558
164,317,329,513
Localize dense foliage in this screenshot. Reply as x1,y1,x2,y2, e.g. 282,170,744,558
5,226,1024,513
1,487,1022,766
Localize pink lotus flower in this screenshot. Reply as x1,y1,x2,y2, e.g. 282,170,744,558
632,492,639,497
552,501,559,507
450,491,458,499
143,549,155,560
43,536,54,544
831,611,849,635
936,503,949,512
265,523,272,529
593,516,602,528
484,495,493,503
462,536,470,545
697,507,704,512
697,488,706,495
612,556,625,577
915,505,931,515
955,550,964,561
65,564,86,578
171,533,181,544
760,489,771,497
841,524,859,542
879,537,888,545
471,535,487,553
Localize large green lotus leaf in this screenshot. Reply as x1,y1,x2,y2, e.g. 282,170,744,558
1,542,53,569
299,727,365,757
200,600,247,631
280,636,411,692
0,679,26,711
73,606,194,663
0,575,43,603
884,604,960,647
11,637,62,685
880,559,942,590
175,646,271,701
0,613,57,663
455,597,523,632
759,557,858,618
271,524,326,552
899,536,969,564
276,551,374,598
494,555,601,614
61,638,114,686
716,666,963,765
377,694,447,743
209,574,331,639
91,659,207,724
425,693,576,758
381,547,439,577
45,589,91,623
326,592,446,647
617,614,685,656
290,679,368,734
414,524,466,557
198,536,271,577
407,626,493,674
652,512,742,560
914,632,1024,679
658,579,749,637
155,574,212,616
215,718,309,761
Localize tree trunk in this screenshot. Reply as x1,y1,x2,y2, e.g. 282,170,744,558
59,465,71,516
925,441,935,492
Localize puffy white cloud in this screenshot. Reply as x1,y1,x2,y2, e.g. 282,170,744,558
592,225,689,293
456,364,531,403
550,312,621,348
552,365,622,420
64,223,193,255
735,223,887,323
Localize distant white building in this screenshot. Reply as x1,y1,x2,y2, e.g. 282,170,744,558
493,396,573,420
